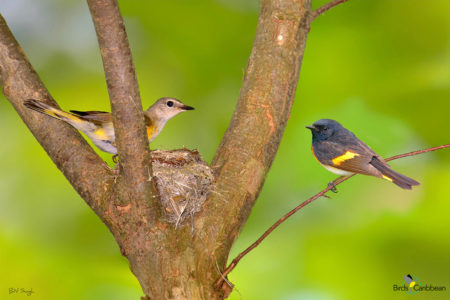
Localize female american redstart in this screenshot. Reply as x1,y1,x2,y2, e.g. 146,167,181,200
24,98,194,156
306,119,419,190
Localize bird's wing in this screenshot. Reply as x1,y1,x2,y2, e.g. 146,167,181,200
318,140,379,176
355,138,378,156
69,110,112,125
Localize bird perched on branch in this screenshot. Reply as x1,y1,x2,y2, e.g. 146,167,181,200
306,119,419,190
24,98,194,158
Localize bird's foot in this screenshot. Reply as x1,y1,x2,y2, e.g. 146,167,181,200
327,181,338,193
112,154,119,163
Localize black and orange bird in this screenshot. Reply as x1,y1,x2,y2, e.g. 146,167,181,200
306,119,419,190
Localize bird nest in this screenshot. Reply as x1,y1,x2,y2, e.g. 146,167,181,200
151,149,214,227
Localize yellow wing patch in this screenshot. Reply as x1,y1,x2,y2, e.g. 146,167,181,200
332,151,360,166
44,110,60,119
146,125,154,141
94,128,108,139
382,175,393,182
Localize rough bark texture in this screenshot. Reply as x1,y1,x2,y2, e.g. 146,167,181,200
205,0,312,267
0,0,313,298
87,0,155,210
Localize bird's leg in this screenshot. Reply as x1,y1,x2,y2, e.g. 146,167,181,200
327,181,338,193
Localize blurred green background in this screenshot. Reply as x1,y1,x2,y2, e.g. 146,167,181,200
1,0,449,299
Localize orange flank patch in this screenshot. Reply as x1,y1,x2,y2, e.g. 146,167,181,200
311,146,320,163
382,175,393,182
332,151,360,166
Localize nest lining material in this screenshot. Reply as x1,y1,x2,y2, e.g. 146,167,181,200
151,149,214,227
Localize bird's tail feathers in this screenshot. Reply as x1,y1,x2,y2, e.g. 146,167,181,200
24,99,82,123
370,156,420,190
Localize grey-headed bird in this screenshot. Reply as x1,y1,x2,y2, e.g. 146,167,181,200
24,98,194,157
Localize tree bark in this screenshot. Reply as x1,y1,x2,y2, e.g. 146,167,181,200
204,0,312,269
0,0,313,298
87,0,156,211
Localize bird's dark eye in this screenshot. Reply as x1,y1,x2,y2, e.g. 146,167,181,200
323,126,328,130
167,101,174,107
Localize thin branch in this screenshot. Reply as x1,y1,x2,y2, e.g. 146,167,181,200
311,0,349,21
215,144,450,287
0,13,112,212
87,0,155,209
384,145,450,161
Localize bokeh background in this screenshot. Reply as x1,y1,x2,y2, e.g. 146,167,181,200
1,0,449,299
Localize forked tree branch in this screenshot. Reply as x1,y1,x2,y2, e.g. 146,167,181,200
0,13,113,214
215,144,450,287
1,0,375,298
195,0,313,279
311,0,349,21
87,0,155,210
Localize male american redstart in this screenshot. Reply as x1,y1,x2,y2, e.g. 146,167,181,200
306,119,419,190
24,98,194,157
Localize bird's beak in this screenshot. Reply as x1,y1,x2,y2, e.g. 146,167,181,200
181,105,194,110
305,125,315,130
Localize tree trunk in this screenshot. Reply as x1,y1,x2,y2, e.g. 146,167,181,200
0,0,313,298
